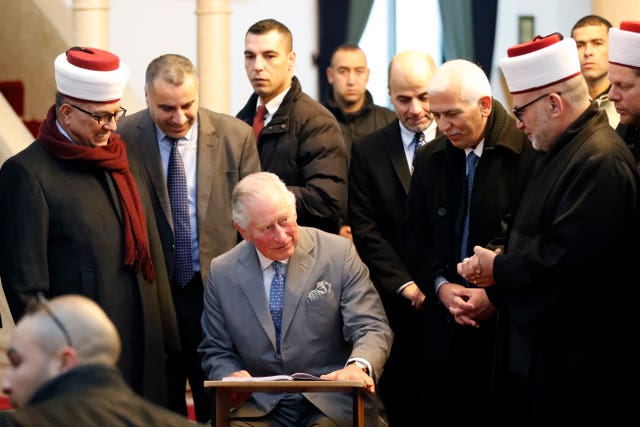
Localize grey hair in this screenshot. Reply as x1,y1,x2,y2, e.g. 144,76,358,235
428,59,492,104
232,172,296,229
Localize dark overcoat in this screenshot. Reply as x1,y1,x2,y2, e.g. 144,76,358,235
493,108,640,426
404,100,536,426
0,137,180,405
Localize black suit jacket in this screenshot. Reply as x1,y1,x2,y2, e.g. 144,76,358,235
349,119,439,426
349,119,413,298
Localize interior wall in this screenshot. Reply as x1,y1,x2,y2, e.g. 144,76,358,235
592,0,640,26
0,0,69,120
109,0,319,116
490,0,591,109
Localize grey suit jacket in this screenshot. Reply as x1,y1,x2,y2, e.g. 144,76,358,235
199,227,393,427
117,108,261,281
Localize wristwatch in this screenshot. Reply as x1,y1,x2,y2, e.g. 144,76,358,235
349,360,369,375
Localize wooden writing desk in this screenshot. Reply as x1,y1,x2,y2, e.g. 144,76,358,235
204,379,366,427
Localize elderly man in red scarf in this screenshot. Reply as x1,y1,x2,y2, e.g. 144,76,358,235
0,47,180,407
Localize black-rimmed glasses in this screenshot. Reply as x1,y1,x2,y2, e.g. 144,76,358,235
512,92,561,122
25,292,73,348
68,103,127,125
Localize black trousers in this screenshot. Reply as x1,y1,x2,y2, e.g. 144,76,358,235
166,273,214,423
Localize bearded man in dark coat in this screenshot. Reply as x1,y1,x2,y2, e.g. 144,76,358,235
459,34,640,427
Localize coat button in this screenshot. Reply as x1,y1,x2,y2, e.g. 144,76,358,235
437,207,447,216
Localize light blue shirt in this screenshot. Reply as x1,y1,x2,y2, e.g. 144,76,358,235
257,251,289,299
156,123,200,272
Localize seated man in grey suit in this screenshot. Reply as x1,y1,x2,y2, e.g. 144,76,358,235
199,172,393,427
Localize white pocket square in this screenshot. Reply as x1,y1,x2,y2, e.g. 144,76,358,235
307,281,332,302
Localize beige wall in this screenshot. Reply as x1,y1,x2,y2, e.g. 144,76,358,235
592,0,640,26
0,0,69,121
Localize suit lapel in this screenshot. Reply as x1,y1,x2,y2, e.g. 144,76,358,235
195,110,218,232
136,112,173,229
281,228,314,341
237,229,317,353
237,243,276,345
385,122,412,194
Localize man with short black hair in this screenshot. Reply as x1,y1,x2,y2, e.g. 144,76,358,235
237,19,348,234
323,44,395,153
571,14,619,126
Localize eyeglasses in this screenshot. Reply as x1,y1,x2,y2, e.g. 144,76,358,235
512,92,561,122
68,103,127,125
24,292,73,348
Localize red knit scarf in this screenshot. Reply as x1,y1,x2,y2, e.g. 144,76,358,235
38,105,156,281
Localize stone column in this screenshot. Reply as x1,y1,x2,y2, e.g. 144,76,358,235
196,0,231,114
71,0,110,49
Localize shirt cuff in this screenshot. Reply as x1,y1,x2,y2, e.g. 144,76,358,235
396,281,414,294
434,275,449,295
346,357,373,377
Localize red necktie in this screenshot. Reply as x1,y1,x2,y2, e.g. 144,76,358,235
252,105,268,140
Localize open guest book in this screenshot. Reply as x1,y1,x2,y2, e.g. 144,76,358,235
221,372,326,381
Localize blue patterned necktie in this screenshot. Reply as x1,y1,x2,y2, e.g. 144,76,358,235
167,137,193,286
411,132,425,173
460,151,480,261
269,261,286,353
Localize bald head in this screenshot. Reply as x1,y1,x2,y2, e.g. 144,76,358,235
387,50,437,133
25,295,121,365
388,50,436,88
3,295,121,407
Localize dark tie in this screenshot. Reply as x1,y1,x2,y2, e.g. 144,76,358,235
460,151,480,261
411,132,425,173
252,104,268,140
167,138,193,286
269,261,286,353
